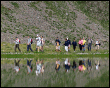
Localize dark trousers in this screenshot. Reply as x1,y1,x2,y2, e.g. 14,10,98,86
73,46,76,51
15,44,21,52
27,44,33,52
88,43,91,51
79,44,82,51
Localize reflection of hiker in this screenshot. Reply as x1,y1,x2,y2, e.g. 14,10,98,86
64,58,68,72
67,38,71,51
64,38,69,52
55,37,61,52
87,59,92,73
87,37,93,51
14,59,20,73
14,37,21,52
82,59,85,66
78,60,86,73
27,59,32,74
55,59,60,73
72,39,77,52
72,60,77,71
36,59,42,76
95,60,100,70
27,36,33,52
67,60,70,72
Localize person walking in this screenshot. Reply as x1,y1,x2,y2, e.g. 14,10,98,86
67,38,71,51
27,36,33,52
14,37,21,52
64,38,69,52
95,39,100,51
41,36,45,52
72,39,77,52
78,38,83,51
36,35,41,52
82,38,86,51
55,37,61,51
87,37,93,51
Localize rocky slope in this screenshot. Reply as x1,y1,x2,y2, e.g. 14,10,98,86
1,1,109,49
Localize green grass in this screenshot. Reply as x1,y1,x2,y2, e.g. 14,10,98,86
85,71,109,87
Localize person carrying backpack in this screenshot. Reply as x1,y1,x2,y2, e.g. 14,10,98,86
27,36,33,52
14,37,21,52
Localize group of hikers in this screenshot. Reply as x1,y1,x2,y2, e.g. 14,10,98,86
14,58,101,74
14,35,45,52
14,35,101,52
55,37,101,52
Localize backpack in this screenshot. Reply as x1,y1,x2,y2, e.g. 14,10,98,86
31,39,33,44
19,40,20,43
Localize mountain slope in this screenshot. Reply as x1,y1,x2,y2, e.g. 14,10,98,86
1,1,109,49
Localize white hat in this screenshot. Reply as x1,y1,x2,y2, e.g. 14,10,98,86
37,34,39,36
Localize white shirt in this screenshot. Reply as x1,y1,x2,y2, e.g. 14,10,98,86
15,39,19,44
96,41,99,44
36,37,41,45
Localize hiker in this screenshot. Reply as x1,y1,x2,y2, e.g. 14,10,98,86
78,38,83,51
14,37,21,52
36,35,42,52
67,38,71,51
87,37,93,51
95,39,100,51
55,37,61,52
67,60,70,72
82,38,86,51
14,59,20,73
64,38,69,52
72,39,77,52
36,59,42,76
64,58,68,72
72,60,77,71
55,59,60,73
27,36,33,52
41,36,45,52
87,59,92,73
27,59,32,74
95,60,100,70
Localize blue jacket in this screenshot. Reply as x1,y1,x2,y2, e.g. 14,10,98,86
64,41,69,46
72,41,77,46
55,39,61,45
67,40,71,45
